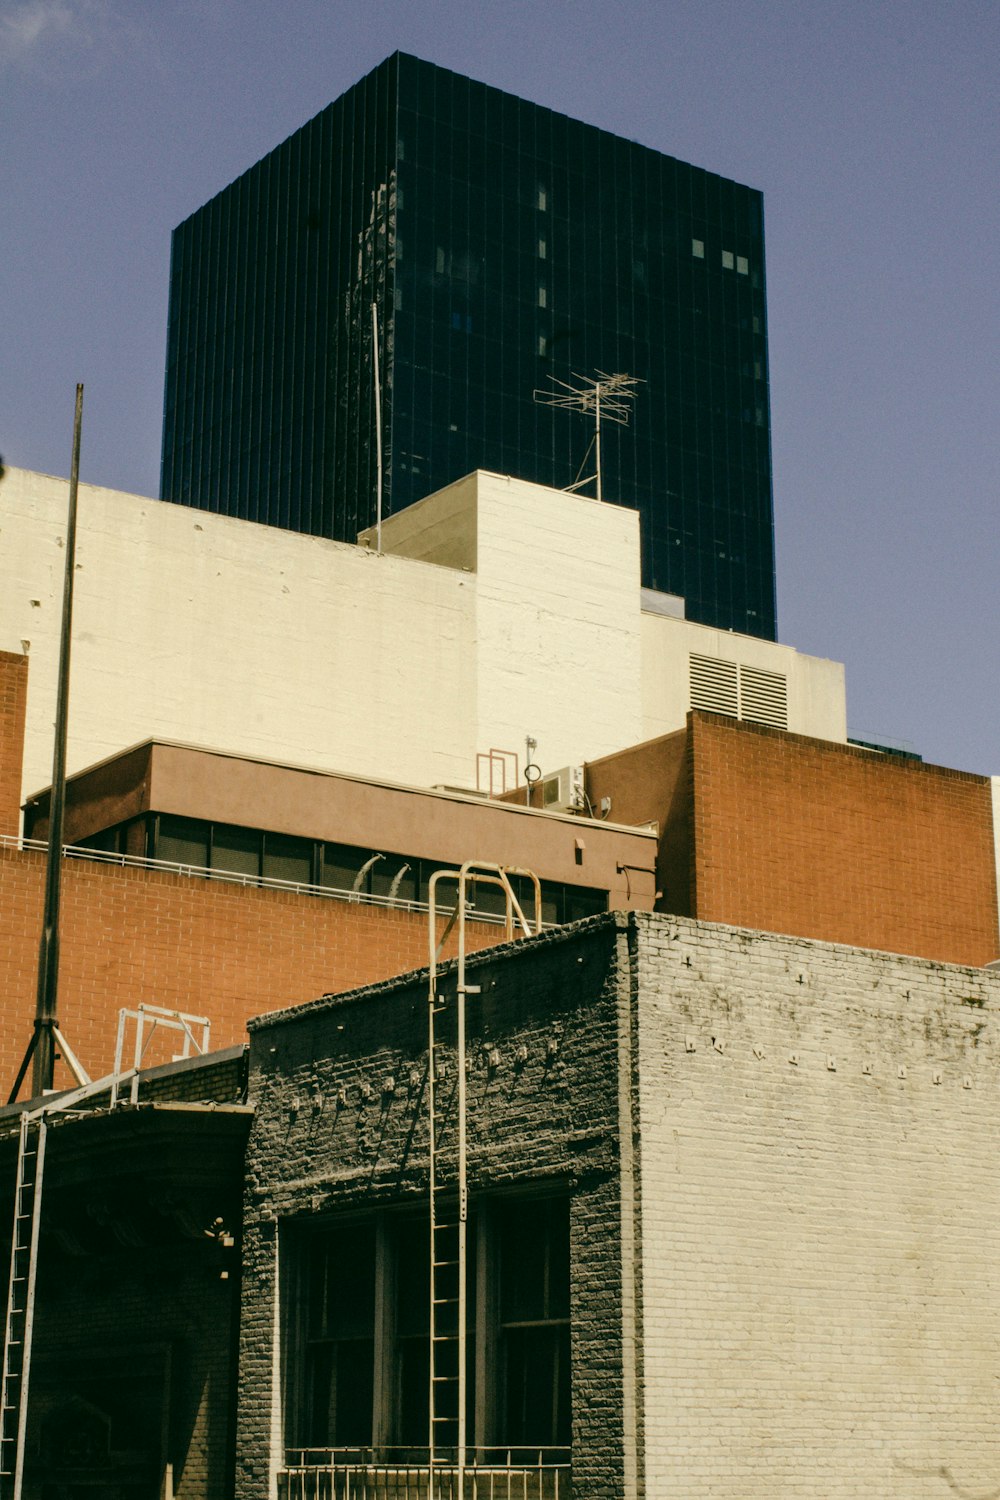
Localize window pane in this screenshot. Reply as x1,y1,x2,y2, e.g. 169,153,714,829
321,842,367,892
503,1325,571,1446
211,824,260,877
263,832,313,884
303,1225,376,1446
156,815,208,867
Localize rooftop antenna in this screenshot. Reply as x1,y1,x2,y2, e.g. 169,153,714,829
533,369,644,502
8,385,91,1104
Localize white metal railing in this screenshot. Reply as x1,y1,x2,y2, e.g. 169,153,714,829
279,1450,571,1499
0,835,533,926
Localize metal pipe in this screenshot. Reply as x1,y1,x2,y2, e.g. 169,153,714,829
352,852,384,894
595,384,602,503
372,302,383,554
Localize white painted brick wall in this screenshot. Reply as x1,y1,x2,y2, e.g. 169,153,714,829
632,913,1000,1498
2,466,849,814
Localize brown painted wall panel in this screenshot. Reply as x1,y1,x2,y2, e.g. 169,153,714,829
25,740,656,908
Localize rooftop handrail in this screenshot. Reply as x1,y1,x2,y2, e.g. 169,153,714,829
0,834,524,924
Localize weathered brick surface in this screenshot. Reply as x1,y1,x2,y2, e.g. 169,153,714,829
690,712,1000,966
631,910,1000,1498
0,652,28,836
239,919,633,1500
241,909,1000,1497
27,1244,239,1498
0,845,501,1089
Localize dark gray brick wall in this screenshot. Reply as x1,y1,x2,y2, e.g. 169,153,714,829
238,916,636,1500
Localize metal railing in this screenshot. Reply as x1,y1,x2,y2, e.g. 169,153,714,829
279,1449,571,1499
0,835,525,925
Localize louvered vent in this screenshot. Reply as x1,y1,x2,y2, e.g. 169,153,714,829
690,654,738,717
738,665,788,730
689,655,789,731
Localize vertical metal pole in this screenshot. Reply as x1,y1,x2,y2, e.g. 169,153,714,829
456,877,468,1500
594,385,602,503
130,1006,145,1106
372,302,383,555
32,384,83,1098
427,924,437,1494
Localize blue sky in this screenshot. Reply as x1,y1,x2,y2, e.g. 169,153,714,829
2,0,998,772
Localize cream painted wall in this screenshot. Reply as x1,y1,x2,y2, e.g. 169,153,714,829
0,468,477,802
472,473,644,775
2,466,848,817
640,610,848,743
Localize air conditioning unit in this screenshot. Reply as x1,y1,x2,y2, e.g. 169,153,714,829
539,765,585,814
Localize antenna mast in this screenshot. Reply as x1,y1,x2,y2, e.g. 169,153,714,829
533,369,643,502
8,386,91,1104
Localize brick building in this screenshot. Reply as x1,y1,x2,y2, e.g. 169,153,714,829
0,1047,251,1498
3,636,998,1093
0,693,651,1090
584,710,1000,968
240,910,1000,1499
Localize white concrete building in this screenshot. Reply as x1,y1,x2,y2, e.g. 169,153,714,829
1,466,847,812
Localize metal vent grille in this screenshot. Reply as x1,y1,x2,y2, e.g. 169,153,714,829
738,665,788,730
689,654,789,731
690,654,738,717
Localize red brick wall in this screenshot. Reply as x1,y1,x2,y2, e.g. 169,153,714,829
0,846,503,1092
690,712,1000,967
0,652,28,836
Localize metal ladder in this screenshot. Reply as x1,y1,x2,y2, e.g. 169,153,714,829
426,862,541,1500
0,1113,47,1498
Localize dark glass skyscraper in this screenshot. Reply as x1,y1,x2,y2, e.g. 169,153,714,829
161,53,776,638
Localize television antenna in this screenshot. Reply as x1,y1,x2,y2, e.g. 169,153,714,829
533,369,643,502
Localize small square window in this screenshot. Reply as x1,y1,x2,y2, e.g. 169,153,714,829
691,239,705,259
721,249,734,270
736,255,749,275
